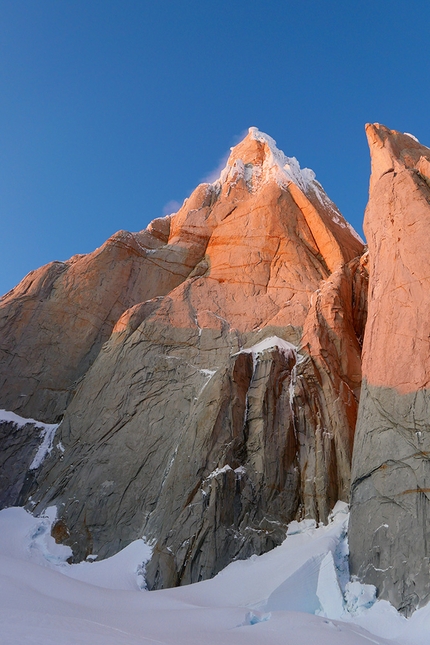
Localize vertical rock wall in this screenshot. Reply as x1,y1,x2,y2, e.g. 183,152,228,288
349,124,430,615
0,217,194,423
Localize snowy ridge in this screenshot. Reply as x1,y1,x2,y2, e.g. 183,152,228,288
234,336,304,374
0,408,57,430
214,127,364,244
234,336,303,412
216,127,318,195
237,335,299,357
249,126,317,193
404,132,420,143
249,128,364,243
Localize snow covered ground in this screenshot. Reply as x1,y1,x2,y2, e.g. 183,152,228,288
0,502,429,644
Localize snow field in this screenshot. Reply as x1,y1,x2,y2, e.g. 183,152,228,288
1,502,429,644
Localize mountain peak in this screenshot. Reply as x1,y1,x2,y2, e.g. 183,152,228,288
214,126,319,197
365,122,430,193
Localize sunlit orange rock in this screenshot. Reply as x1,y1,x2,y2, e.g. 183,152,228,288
149,128,363,334
350,124,430,615
0,219,191,422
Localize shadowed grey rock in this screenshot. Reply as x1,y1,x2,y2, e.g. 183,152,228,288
24,292,366,587
350,381,430,615
0,416,57,508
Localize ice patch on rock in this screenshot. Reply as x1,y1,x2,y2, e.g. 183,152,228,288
200,368,217,378
29,422,59,469
239,335,298,357
235,336,304,375
234,465,246,476
28,506,73,566
206,465,233,479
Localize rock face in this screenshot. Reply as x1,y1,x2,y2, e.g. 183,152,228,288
0,217,193,423
0,128,365,588
349,124,430,615
0,410,58,508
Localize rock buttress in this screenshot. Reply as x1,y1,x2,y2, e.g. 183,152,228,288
349,124,430,615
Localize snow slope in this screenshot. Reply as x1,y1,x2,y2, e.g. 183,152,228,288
0,504,429,645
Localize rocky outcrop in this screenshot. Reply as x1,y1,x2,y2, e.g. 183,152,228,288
0,411,58,508
349,124,430,615
0,217,194,423
9,128,366,587
301,253,368,518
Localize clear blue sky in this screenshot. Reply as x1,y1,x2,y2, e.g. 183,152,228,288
1,1,430,296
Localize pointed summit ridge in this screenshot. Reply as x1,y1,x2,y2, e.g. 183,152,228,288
248,126,318,192
210,127,363,245
365,122,430,194
215,126,318,194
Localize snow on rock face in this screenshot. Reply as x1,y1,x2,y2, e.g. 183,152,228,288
211,126,364,246
1,125,365,596
29,424,59,469
238,335,298,357
234,336,301,373
0,409,59,471
0,409,58,432
249,126,318,192
214,127,315,192
215,126,319,197
211,127,363,252
0,410,60,509
404,131,420,143
248,127,365,245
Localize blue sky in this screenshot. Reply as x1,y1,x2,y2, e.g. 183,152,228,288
1,1,430,296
